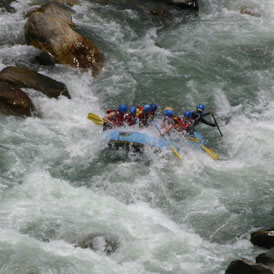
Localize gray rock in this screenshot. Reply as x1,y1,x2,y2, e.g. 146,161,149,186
225,259,274,274
171,0,199,11
78,234,119,255
240,7,261,17
0,0,16,13
0,66,71,99
251,229,274,249
256,249,274,268
0,82,36,117
24,2,103,77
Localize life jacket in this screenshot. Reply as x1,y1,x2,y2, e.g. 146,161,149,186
108,110,125,127
124,113,137,126
179,118,193,132
139,112,150,127
148,110,156,121
163,116,181,130
136,106,143,117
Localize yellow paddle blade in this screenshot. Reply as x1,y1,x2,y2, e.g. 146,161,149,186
200,144,219,160
93,120,104,126
187,137,219,160
87,113,104,126
187,137,199,143
170,145,182,160
87,113,104,122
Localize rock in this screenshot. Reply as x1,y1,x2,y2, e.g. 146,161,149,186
51,0,78,6
149,8,171,16
251,229,274,249
35,51,56,66
225,259,274,274
0,66,71,99
171,0,199,11
0,0,16,13
0,82,35,117
78,234,119,255
24,3,103,77
256,249,274,268
240,7,261,17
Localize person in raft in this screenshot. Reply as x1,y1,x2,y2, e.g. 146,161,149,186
178,110,194,136
192,104,216,128
159,107,180,136
124,106,138,126
139,104,152,127
148,103,158,121
160,107,194,137
103,104,128,130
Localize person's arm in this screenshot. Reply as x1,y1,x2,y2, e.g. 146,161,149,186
103,112,116,125
160,119,167,129
200,117,216,127
200,112,210,117
160,123,173,136
200,110,214,117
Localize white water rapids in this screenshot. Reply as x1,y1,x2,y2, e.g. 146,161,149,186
1,0,274,273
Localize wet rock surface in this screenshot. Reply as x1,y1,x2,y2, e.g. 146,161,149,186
0,82,35,117
0,66,71,99
24,3,103,77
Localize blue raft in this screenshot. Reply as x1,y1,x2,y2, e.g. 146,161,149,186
103,129,205,152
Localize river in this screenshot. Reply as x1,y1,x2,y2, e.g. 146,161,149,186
0,0,274,273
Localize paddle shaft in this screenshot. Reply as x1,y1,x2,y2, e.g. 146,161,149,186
152,121,182,160
211,113,223,137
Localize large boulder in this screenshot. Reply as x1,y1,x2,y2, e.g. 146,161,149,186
251,229,274,249
0,82,35,117
225,259,274,274
24,3,103,77
0,66,71,99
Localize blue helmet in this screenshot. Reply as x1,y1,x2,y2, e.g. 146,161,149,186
143,104,151,112
197,104,205,112
150,103,158,112
118,104,128,113
184,110,192,118
129,106,136,115
164,107,174,117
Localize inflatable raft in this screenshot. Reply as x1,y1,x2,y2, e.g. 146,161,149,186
103,129,205,152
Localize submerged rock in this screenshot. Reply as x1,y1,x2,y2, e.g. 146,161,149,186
149,8,171,16
240,7,261,17
24,2,103,77
0,0,16,13
0,66,71,99
46,0,78,6
225,259,273,274
256,249,274,268
0,82,35,117
35,51,56,66
170,0,199,11
251,229,274,249
78,234,119,255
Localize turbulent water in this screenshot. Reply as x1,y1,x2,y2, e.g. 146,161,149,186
1,0,274,273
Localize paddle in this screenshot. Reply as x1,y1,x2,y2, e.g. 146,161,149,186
92,120,104,126
200,144,219,160
152,121,182,161
88,112,105,123
211,113,223,137
187,137,219,160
